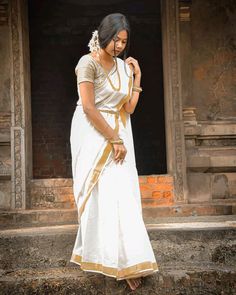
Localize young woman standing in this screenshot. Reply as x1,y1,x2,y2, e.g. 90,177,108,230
70,13,159,291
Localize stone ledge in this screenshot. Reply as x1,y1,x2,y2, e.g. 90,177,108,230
1,220,236,237
0,223,235,271
187,155,236,171
0,204,235,229
184,121,236,137
0,266,235,295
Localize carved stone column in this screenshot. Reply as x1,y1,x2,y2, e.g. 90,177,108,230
9,0,32,209
161,0,188,202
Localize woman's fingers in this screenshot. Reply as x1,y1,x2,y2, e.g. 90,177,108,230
115,149,125,162
125,57,141,76
113,144,127,164
114,146,122,159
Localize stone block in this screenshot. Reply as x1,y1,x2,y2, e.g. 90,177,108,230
142,204,233,218
0,145,11,178
212,174,230,199
187,154,236,173
210,156,236,171
30,178,75,209
184,125,202,136
187,173,212,203
201,123,236,136
187,156,210,172
0,180,11,209
211,173,236,199
0,128,10,142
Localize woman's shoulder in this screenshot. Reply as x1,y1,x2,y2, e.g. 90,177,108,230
75,53,97,74
76,53,96,67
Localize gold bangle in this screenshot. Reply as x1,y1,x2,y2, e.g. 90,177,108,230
109,138,124,145
132,86,143,93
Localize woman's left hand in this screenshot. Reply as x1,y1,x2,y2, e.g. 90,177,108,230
125,57,141,77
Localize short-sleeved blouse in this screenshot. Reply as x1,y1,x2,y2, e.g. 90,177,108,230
75,54,96,84
75,54,132,110
75,54,114,86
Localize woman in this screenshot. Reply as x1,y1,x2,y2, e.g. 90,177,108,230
70,13,159,291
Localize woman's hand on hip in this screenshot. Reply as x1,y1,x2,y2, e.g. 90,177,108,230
113,143,127,164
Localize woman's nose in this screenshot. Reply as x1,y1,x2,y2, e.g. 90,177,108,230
116,41,123,49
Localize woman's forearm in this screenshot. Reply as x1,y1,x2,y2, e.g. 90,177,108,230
124,74,141,114
84,106,119,140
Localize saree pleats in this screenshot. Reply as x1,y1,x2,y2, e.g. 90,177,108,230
70,55,159,280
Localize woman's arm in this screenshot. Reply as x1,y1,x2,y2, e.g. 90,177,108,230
123,73,141,114
80,82,119,140
123,57,142,114
79,81,127,164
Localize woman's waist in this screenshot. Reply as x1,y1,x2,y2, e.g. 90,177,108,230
76,104,121,115
76,92,128,110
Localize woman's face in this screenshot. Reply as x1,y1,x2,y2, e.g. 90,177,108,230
105,30,128,57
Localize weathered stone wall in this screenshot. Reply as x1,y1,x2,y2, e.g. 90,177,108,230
0,0,11,209
180,0,236,203
186,0,236,121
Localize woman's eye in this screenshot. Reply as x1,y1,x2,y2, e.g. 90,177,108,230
113,38,127,44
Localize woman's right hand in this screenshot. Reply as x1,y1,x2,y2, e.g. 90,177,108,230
113,143,127,164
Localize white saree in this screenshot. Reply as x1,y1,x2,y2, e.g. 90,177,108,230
70,53,159,280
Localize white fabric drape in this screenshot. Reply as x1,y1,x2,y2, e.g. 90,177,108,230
70,54,159,280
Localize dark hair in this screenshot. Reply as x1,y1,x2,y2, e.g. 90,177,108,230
97,13,130,60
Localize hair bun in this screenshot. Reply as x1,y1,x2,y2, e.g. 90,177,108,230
88,30,101,53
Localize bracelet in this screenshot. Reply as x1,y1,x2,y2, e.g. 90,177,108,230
109,138,124,145
132,86,143,93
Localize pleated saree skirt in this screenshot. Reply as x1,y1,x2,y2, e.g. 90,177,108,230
70,106,159,280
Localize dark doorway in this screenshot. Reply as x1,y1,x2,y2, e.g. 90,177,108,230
28,0,166,178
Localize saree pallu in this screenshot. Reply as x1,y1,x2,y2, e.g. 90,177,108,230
70,54,159,280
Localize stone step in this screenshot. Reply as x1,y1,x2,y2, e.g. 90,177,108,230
1,202,235,229
0,222,235,271
0,265,235,295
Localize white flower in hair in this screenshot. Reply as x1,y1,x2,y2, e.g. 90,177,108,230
88,30,101,53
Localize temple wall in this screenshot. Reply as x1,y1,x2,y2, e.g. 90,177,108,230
1,0,235,210
191,0,235,121
180,0,236,202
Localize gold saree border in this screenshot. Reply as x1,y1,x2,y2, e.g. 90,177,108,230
77,74,133,221
116,75,132,127
70,253,159,280
77,141,112,220
115,75,133,111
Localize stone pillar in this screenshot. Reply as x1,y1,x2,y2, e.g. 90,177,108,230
9,0,32,209
161,0,188,203
0,0,11,209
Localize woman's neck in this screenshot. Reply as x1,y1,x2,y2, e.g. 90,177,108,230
99,49,113,64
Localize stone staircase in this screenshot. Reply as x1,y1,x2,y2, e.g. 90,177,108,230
0,212,236,294
0,201,235,229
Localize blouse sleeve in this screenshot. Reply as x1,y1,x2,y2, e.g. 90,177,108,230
75,55,96,84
